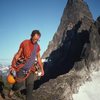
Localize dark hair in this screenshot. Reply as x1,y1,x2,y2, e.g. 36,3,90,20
31,30,41,38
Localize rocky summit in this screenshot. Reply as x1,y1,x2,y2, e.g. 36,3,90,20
32,0,100,100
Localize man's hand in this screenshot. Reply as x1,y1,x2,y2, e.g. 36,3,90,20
41,69,44,76
9,66,16,72
37,52,44,76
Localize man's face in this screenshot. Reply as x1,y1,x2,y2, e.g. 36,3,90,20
32,33,40,44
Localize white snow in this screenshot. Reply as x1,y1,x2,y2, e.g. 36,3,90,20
0,64,9,76
73,70,100,100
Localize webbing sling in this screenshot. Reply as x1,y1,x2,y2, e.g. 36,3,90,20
22,43,38,71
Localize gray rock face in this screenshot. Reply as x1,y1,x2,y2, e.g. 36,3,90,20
95,16,100,35
33,0,100,100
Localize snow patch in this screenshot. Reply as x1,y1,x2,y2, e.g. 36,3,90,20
73,70,100,100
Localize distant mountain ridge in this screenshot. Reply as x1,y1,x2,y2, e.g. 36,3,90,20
0,64,9,76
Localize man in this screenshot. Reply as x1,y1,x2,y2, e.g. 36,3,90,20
8,30,44,100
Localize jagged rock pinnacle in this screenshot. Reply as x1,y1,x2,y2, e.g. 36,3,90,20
42,0,93,58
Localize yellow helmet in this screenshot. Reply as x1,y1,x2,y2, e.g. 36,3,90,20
7,74,16,84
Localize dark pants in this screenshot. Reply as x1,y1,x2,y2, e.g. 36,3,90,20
12,69,34,100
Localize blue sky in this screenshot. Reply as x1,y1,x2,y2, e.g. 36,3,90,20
0,0,100,64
